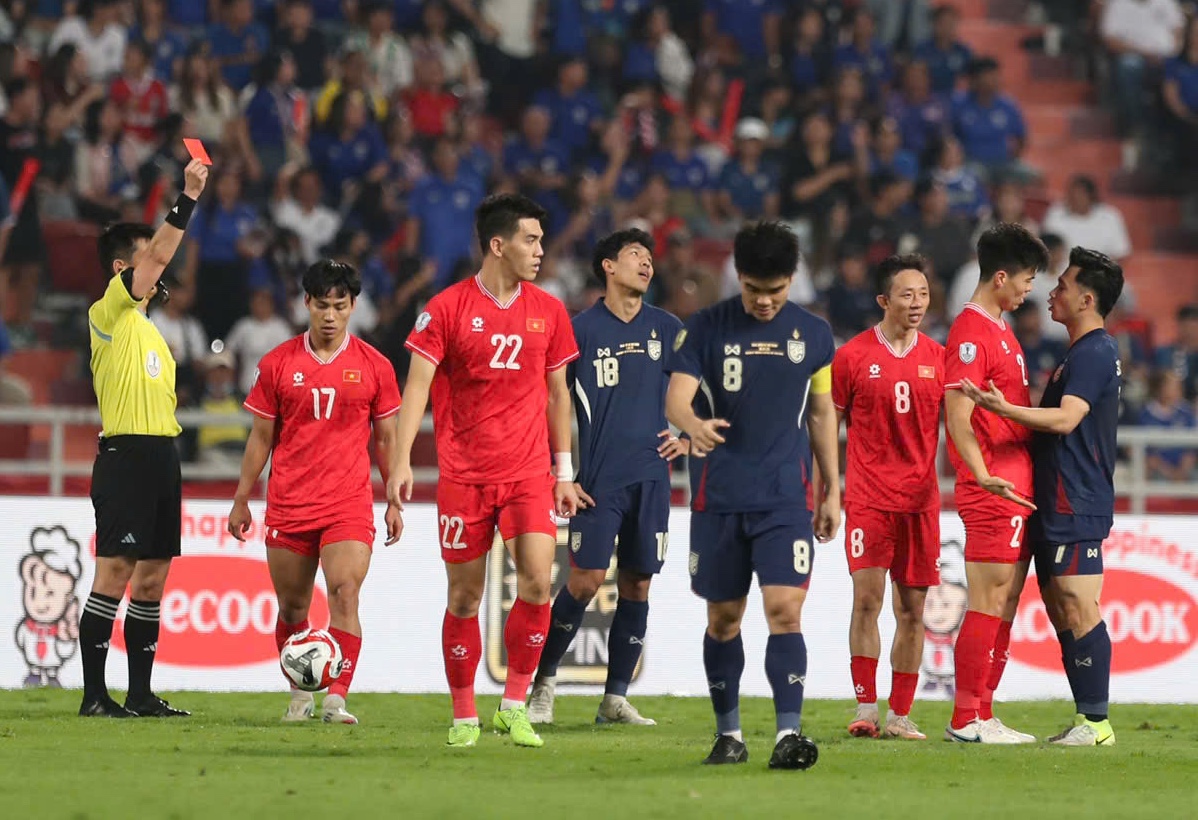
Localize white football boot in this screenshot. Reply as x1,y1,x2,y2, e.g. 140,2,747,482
321,694,358,724
282,690,315,722
527,676,556,725
595,694,656,725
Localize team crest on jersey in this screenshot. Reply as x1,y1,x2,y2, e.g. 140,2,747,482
415,311,431,332
1052,364,1064,383
788,340,805,363
647,339,662,360
673,329,687,352
570,532,582,553
959,342,977,364
145,350,161,378
688,551,699,576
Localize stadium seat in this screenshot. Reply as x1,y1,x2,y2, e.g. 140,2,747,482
43,221,105,302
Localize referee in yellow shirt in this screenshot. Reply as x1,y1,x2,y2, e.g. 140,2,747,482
78,159,209,718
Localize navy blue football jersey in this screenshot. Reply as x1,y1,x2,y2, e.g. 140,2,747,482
667,298,836,514
1033,329,1121,543
570,300,684,494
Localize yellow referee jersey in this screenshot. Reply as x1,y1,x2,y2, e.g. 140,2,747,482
88,274,182,437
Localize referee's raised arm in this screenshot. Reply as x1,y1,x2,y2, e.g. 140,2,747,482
77,157,209,721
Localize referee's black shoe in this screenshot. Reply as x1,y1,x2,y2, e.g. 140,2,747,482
79,695,134,718
126,694,191,717
702,734,749,765
768,732,818,770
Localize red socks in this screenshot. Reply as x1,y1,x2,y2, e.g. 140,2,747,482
274,616,309,653
503,598,551,703
327,627,360,699
889,671,919,717
850,655,878,704
980,619,1013,721
443,611,482,720
951,610,1002,729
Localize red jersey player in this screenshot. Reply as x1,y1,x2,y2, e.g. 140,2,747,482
109,41,170,158
832,254,944,741
389,194,581,749
943,223,1048,744
227,260,403,725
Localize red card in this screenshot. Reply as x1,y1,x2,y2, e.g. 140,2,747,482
183,138,212,165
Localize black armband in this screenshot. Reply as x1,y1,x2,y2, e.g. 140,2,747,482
164,193,197,230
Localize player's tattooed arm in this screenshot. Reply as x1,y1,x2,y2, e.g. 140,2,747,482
945,389,1036,510
228,414,275,541
807,390,841,543
389,355,437,508
665,373,729,457
960,378,1091,436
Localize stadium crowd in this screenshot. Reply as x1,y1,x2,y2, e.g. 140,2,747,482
0,0,1196,471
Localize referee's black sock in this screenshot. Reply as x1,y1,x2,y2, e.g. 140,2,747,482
79,592,120,700
124,599,161,703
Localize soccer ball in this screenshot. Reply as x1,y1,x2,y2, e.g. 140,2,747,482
280,628,344,692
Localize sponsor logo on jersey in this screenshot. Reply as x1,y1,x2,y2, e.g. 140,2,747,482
869,363,881,379
293,371,304,386
527,317,545,333
486,526,642,685
145,350,161,379
958,342,977,364
471,317,485,332
918,365,936,379
111,555,330,667
343,370,361,384
787,340,805,363
415,311,431,332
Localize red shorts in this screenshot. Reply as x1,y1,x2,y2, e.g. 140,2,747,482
844,505,941,587
960,506,1032,564
436,473,557,564
265,519,376,558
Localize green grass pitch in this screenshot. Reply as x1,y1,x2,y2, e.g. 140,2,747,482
3,692,1197,819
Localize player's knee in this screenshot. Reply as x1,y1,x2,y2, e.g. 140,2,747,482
707,604,744,641
852,591,884,619
326,579,361,615
763,601,803,634
566,569,606,603
616,572,651,602
128,577,166,602
447,585,483,618
277,599,310,623
515,571,551,604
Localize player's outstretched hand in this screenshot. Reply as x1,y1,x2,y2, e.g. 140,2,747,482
227,499,253,542
959,377,1009,416
384,503,404,546
182,159,209,199
387,463,413,510
814,497,841,543
657,429,689,461
979,474,1037,510
688,419,730,457
555,480,582,518
572,482,595,509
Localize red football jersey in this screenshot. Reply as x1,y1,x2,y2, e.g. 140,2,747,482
110,75,170,145
244,332,402,531
405,275,579,485
944,303,1033,509
833,326,945,512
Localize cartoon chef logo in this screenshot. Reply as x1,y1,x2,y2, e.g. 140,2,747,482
16,526,82,688
921,538,968,699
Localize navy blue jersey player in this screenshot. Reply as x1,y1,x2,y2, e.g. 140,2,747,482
527,229,687,727
961,246,1123,747
665,222,841,769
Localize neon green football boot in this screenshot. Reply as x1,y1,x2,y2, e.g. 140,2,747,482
446,721,481,748
492,704,545,748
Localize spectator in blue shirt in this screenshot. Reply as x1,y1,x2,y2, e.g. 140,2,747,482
1011,301,1068,398
1138,369,1198,481
1154,305,1198,401
548,0,589,57
406,138,485,290
390,0,426,32
870,115,919,182
1163,18,1198,175
531,56,605,162
586,0,648,39
790,6,833,101
651,116,719,227
504,106,572,235
833,7,893,100
168,0,208,27
702,0,784,65
913,4,973,94
828,66,870,157
244,50,301,183
131,0,188,81
716,118,780,223
928,134,988,221
310,91,389,205
887,60,950,157
208,0,271,90
825,242,883,338
952,56,1027,176
186,168,262,338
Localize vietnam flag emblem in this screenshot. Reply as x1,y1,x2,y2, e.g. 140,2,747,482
343,370,362,384
527,318,545,333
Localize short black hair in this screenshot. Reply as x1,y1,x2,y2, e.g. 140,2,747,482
98,222,155,277
875,253,928,296
733,221,800,281
591,228,654,285
125,38,153,63
302,259,361,300
1039,232,1066,253
475,193,548,256
1069,246,1123,318
976,222,1049,281
1068,174,1099,202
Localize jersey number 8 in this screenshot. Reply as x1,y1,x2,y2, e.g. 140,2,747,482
894,381,910,414
723,357,742,392
793,540,810,574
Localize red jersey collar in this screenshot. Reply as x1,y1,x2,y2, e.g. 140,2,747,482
474,273,522,310
303,330,351,365
873,325,920,359
963,302,1006,331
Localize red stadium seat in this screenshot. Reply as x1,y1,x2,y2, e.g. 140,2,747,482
43,220,105,302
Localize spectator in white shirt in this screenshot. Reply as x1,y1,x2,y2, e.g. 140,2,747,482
225,287,296,396
48,0,127,83
347,2,413,98
271,165,342,264
1042,174,1132,262
1101,0,1186,138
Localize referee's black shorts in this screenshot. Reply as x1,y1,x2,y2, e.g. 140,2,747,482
90,435,182,560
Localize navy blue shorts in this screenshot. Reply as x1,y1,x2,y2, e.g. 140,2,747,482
568,480,671,575
689,509,814,602
1033,539,1105,585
